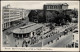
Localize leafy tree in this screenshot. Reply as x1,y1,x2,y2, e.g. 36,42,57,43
53,13,72,25
28,10,38,22
37,11,46,23
45,11,53,22
28,10,72,24
65,15,72,22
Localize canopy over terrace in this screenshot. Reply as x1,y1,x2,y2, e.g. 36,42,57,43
12,24,43,38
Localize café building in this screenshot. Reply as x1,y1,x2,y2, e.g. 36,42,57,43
12,23,43,38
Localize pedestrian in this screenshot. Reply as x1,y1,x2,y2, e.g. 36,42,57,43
49,35,50,37
56,38,58,41
26,44,28,47
58,38,59,40
60,35,61,37
18,41,19,45
15,44,17,47
51,40,53,43
48,42,50,44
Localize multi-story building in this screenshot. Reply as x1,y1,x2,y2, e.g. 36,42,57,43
43,3,69,22
43,3,68,10
2,5,29,30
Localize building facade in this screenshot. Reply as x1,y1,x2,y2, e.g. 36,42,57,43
43,3,68,10
2,5,29,30
43,3,69,22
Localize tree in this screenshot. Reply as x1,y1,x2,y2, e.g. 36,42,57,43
28,10,38,22
50,11,58,22
53,13,72,25
65,15,72,22
37,11,54,23
45,11,53,22
37,11,46,23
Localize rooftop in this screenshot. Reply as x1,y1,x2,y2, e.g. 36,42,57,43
44,3,68,6
12,24,43,34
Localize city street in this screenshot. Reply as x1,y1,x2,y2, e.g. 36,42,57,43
3,22,78,47
42,23,75,46
42,23,78,47
44,32,73,47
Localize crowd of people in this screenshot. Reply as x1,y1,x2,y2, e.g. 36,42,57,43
43,23,77,46
14,23,77,47
21,34,43,47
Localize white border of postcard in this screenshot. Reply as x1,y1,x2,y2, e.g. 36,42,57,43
1,1,79,51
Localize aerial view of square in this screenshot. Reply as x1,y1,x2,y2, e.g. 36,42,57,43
2,1,79,48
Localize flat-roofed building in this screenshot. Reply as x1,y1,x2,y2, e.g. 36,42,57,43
12,23,43,38
2,5,29,30
12,23,43,46
43,3,68,10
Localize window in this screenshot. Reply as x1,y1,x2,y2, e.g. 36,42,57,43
4,16,9,18
4,10,9,12
51,6,53,9
4,13,9,15
55,6,57,9
4,19,9,22
54,6,55,9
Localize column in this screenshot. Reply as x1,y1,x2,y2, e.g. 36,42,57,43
3,23,5,29
59,5,60,9
50,5,51,9
7,22,9,28
58,5,60,9
48,6,50,9
47,6,48,9
5,23,7,28
8,22,9,27
18,34,19,38
4,23,6,28
61,5,62,9
6,23,8,28
26,34,27,38
9,22,10,27
6,23,7,28
13,33,16,37
54,5,55,9
53,6,54,9
57,5,59,9
52,6,53,9
13,33,16,38
51,6,52,9
47,6,49,9
57,5,58,9
22,34,23,38
56,5,57,9
48,6,49,9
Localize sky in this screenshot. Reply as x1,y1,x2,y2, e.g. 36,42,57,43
1,1,79,10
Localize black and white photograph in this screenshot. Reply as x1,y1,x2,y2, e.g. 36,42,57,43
1,1,79,49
